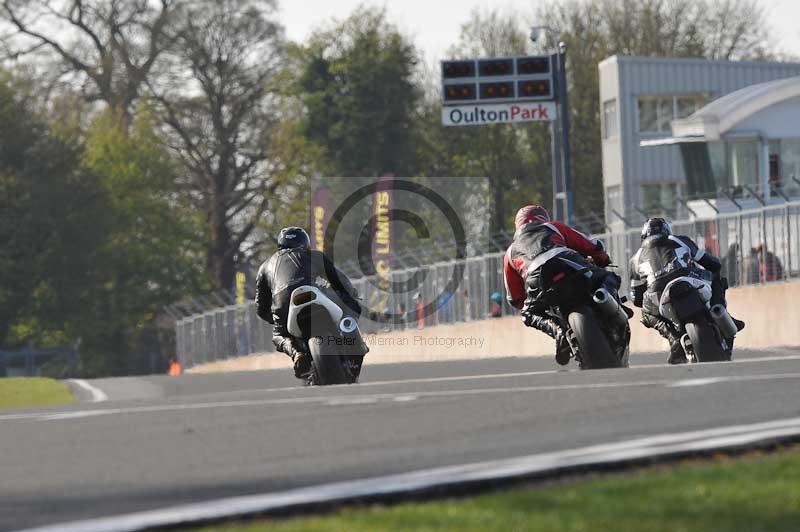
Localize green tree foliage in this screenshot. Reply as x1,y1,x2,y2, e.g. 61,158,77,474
297,7,420,178
0,73,106,352
82,109,209,375
293,8,425,265
0,69,208,376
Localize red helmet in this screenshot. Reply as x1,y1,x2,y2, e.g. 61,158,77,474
514,205,550,229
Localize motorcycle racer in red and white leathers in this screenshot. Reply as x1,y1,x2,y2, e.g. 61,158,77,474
503,205,625,364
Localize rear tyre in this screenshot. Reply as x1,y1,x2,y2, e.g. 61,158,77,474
568,306,621,369
685,320,727,362
308,336,350,385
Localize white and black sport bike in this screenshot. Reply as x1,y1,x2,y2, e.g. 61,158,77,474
657,274,738,362
287,285,365,385
631,222,739,363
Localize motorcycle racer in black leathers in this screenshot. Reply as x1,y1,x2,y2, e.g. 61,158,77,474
255,227,366,379
630,218,745,364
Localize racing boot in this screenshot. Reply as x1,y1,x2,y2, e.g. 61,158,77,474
524,313,570,365
667,337,688,365
554,331,572,366
292,350,312,379
277,337,312,379
642,313,686,364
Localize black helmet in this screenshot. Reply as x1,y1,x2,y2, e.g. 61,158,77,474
641,217,672,240
277,227,310,249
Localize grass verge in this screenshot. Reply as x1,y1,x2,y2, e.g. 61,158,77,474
0,377,75,409
194,448,800,532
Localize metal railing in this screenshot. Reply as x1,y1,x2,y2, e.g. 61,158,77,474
175,201,800,369
0,348,79,378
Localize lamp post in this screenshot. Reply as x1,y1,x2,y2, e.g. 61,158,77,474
531,26,573,224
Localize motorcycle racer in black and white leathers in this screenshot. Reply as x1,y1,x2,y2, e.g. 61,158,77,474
255,227,366,379
630,218,745,364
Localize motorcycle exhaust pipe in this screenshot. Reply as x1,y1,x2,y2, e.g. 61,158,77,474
710,304,738,339
339,317,369,356
339,317,359,334
593,288,630,326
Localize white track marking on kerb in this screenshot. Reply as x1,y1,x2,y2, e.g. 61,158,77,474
669,377,728,387
18,415,800,532
67,379,108,403
177,353,800,400
3,371,800,424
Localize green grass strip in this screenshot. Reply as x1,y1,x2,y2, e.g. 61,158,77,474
0,377,75,409
196,448,800,532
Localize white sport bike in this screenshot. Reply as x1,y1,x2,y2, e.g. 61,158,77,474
287,285,365,385
658,275,738,363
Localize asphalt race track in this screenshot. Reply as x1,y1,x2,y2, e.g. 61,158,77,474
3,348,800,531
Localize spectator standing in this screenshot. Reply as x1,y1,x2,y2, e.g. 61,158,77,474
488,292,503,318
413,292,425,329
758,243,784,282
437,290,453,324
723,243,740,287
396,303,408,330
745,247,761,284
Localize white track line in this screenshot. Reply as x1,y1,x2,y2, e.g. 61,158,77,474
66,380,108,403
184,353,800,399
3,371,800,423
18,415,800,532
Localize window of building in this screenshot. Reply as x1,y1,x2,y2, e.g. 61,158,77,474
638,93,709,135
730,141,760,192
675,94,706,119
780,139,800,196
642,183,679,217
638,98,659,133
602,99,618,139
681,140,762,199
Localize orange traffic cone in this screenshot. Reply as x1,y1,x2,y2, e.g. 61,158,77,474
167,359,182,376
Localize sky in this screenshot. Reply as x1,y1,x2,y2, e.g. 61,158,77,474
280,0,800,61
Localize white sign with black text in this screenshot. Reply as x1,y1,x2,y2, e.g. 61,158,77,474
441,102,556,127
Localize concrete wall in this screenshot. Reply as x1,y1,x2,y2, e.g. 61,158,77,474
187,280,800,374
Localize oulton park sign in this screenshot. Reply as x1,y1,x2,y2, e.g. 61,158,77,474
441,101,556,127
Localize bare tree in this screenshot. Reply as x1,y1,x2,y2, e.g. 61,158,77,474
593,0,771,60
150,0,290,290
0,0,182,120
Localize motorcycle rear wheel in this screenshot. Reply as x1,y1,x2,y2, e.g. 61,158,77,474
568,306,622,369
308,336,351,385
685,320,728,363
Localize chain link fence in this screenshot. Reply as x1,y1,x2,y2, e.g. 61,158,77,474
176,201,800,369
0,348,79,378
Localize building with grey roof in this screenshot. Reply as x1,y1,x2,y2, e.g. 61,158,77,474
599,55,800,230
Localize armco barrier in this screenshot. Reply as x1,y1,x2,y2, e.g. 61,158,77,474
186,280,800,373
178,201,800,370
